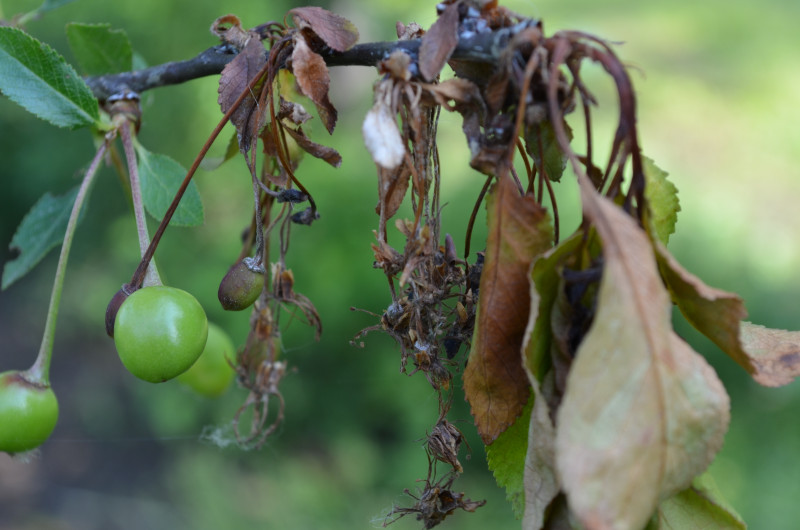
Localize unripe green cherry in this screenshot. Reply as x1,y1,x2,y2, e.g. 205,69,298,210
0,371,59,454
114,286,208,383
218,258,264,311
177,322,236,397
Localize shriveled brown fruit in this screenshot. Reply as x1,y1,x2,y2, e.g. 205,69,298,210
218,258,265,311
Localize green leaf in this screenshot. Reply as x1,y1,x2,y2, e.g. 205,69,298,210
486,396,533,518
66,23,132,76
524,233,584,381
2,187,86,290
0,27,99,129
642,156,680,244
647,473,746,529
136,145,204,227
525,119,572,183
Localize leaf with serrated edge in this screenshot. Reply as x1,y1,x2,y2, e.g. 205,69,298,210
486,396,532,518
289,7,359,52
136,145,204,227
648,473,746,529
464,176,553,444
66,23,132,75
0,27,98,128
292,35,336,134
419,2,459,81
642,156,680,244
556,179,730,530
2,187,85,290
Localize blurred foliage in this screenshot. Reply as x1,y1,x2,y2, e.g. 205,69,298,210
1,0,799,529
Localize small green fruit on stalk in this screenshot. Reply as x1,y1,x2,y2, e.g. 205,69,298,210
113,286,208,383
218,258,265,311
178,322,236,397
0,371,59,454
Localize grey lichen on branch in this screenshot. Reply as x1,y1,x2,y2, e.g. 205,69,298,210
84,22,531,101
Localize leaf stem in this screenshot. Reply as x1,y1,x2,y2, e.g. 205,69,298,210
28,138,108,385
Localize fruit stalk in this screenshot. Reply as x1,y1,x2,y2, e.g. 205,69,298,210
120,120,162,287
29,138,109,385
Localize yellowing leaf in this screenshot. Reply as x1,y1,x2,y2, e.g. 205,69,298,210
556,182,730,530
656,243,800,387
738,322,800,386
464,176,553,444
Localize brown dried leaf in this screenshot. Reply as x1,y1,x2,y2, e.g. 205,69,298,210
210,14,249,48
282,126,341,167
655,243,800,386
291,35,337,134
464,176,553,444
376,165,411,220
289,6,359,52
218,35,266,155
556,182,730,530
419,1,460,81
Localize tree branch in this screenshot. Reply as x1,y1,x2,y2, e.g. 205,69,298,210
85,22,531,101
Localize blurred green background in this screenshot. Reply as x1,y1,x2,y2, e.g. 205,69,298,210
1,0,799,528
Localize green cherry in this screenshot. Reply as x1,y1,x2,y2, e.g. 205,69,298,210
177,322,236,397
0,371,59,454
114,286,208,383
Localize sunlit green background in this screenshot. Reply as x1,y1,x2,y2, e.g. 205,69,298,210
1,0,799,528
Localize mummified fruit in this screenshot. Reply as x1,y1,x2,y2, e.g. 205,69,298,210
114,286,208,383
0,371,59,453
218,258,264,311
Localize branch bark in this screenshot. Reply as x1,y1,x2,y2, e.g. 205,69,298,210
85,22,531,101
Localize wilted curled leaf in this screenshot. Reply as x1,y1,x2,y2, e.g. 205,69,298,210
282,126,342,167
556,181,730,530
464,175,554,444
291,35,337,133
738,322,800,386
289,6,359,52
656,243,800,387
363,102,405,171
218,34,266,155
210,14,250,48
419,1,460,81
